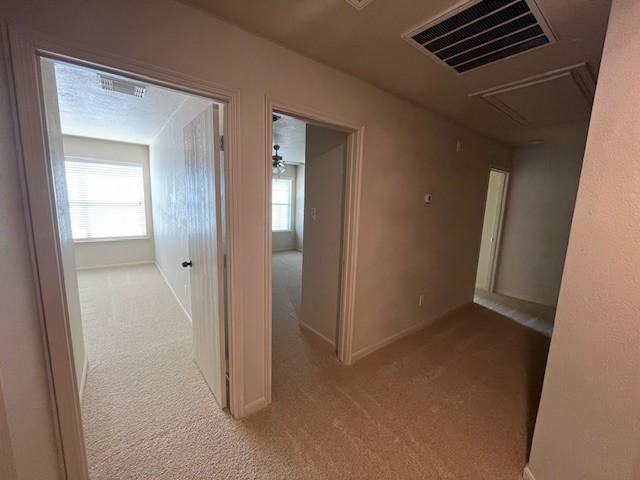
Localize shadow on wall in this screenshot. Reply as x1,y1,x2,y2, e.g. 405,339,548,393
525,334,550,457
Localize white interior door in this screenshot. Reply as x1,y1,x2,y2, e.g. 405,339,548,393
184,104,227,408
40,59,88,400
476,169,508,291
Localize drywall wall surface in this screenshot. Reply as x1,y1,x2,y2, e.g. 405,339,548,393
0,3,510,471
494,127,586,306
295,164,305,251
527,1,640,478
300,125,347,343
272,166,297,252
0,380,17,480
150,96,213,317
62,136,155,268
475,170,505,290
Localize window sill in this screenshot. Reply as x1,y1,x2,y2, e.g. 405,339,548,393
74,236,151,244
272,230,294,233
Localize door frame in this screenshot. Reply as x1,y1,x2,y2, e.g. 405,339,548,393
486,168,509,293
4,26,242,479
265,97,364,401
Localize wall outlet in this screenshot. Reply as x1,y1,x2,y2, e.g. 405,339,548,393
418,294,425,307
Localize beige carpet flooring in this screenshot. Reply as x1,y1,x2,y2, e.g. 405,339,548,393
78,255,549,479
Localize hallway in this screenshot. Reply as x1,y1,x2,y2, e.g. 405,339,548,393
77,258,549,479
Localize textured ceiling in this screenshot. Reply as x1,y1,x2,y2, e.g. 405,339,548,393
273,113,306,164
54,61,189,144
180,0,612,145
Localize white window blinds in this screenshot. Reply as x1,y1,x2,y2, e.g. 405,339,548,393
64,158,147,241
272,177,292,231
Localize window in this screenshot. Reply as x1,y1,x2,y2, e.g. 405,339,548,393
272,177,293,231
64,158,147,241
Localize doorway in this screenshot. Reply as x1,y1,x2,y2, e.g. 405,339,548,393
14,51,234,477
267,104,363,400
271,113,347,348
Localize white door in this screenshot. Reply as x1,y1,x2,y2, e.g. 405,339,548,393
40,59,88,401
476,169,508,291
183,105,227,408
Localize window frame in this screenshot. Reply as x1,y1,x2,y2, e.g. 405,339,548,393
271,176,294,232
64,155,149,243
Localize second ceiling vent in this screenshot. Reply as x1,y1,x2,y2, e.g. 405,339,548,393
403,0,555,73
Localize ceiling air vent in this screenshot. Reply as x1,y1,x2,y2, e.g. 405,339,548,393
98,73,147,98
403,0,555,73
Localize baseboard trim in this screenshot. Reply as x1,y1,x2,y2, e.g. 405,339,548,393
155,262,192,324
76,260,154,271
352,302,471,362
522,465,536,480
299,321,336,347
493,288,555,309
78,352,88,403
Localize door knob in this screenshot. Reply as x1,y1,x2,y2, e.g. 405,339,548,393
181,261,193,268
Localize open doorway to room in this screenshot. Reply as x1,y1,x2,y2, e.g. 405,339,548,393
474,133,586,339
37,57,229,477
269,110,354,392
474,167,556,336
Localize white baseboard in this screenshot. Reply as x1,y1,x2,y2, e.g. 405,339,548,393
78,352,88,403
352,302,471,362
299,321,336,347
76,260,154,271
493,287,555,309
155,262,192,324
522,465,536,480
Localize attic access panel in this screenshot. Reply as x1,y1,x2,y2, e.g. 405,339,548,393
403,0,556,73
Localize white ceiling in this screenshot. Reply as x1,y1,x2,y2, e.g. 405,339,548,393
181,0,612,145
54,61,190,144
273,113,306,164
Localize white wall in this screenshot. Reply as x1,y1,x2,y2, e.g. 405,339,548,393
527,1,640,478
295,164,305,251
494,129,586,306
0,382,16,480
150,96,215,317
62,136,155,269
0,2,510,475
272,166,297,252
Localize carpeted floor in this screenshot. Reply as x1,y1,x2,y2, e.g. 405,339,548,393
78,254,550,479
